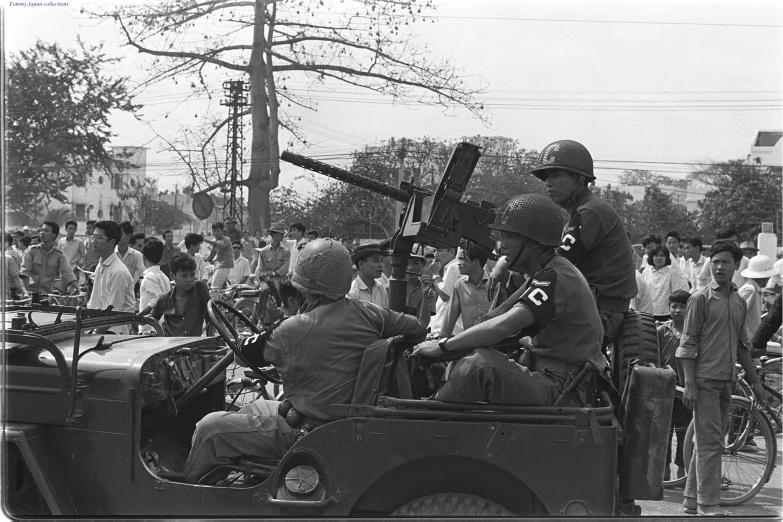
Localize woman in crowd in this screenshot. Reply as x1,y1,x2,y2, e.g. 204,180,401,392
642,244,690,322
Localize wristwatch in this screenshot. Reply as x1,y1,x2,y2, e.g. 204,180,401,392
438,337,450,353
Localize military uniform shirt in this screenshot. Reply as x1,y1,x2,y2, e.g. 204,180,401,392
256,243,290,278
515,255,606,371
258,298,427,421
557,188,637,313
20,244,77,295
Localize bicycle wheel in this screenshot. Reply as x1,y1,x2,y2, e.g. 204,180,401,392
683,396,777,506
663,388,691,489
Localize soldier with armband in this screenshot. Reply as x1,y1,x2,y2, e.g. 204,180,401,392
486,140,637,349
184,238,427,484
413,194,607,407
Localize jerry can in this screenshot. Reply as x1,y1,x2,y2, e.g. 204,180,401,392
618,364,676,500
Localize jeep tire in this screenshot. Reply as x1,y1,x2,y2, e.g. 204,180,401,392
391,493,512,516
614,311,660,392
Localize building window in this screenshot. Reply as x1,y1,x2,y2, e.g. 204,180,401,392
130,178,136,187
73,173,86,187
111,173,123,190
98,176,104,185
110,204,123,221
75,204,86,220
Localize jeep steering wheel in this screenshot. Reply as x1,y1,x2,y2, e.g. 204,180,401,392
207,299,282,385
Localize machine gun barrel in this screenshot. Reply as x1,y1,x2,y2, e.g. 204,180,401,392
281,151,411,203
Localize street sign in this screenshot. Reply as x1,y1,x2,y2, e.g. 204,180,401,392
192,193,214,220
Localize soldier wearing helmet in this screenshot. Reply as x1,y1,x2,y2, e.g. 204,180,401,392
489,140,637,347
184,238,427,483
413,194,607,406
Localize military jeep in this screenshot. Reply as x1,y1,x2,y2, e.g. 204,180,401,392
3,302,666,517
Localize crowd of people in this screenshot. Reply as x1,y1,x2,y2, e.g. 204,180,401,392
5,139,782,515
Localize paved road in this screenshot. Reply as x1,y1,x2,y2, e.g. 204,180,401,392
639,434,782,517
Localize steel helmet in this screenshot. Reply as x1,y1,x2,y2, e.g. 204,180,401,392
531,140,594,182
291,238,352,299
409,243,426,261
489,193,563,247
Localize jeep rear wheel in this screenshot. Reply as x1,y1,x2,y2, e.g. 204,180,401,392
614,311,659,391
391,493,512,516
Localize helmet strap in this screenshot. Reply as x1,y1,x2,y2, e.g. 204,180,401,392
564,182,586,209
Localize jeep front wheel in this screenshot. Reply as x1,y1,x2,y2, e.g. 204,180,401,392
391,493,512,516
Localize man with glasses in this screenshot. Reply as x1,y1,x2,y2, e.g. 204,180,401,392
88,221,135,333
20,221,79,298
228,241,251,285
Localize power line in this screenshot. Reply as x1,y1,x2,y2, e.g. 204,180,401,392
425,14,783,29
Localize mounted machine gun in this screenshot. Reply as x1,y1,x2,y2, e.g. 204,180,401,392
280,142,496,313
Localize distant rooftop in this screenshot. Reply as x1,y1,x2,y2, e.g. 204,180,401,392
754,131,782,148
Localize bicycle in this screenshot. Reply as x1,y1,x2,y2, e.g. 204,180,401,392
662,386,777,506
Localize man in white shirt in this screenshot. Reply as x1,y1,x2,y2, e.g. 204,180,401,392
88,221,135,334
138,238,172,316
185,233,208,282
285,222,306,277
682,237,710,291
116,221,145,285
347,243,388,307
738,255,777,342
429,246,461,336
228,241,251,285
765,257,783,292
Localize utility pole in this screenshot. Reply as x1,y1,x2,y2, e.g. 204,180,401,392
396,138,407,220
221,80,249,228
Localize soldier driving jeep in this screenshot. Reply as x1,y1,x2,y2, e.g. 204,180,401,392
413,193,607,406
184,238,427,483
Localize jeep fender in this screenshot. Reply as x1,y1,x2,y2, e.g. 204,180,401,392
4,423,76,515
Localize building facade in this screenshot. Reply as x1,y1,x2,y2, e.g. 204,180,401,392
55,146,148,229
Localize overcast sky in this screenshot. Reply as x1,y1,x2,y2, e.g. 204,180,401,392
5,0,782,197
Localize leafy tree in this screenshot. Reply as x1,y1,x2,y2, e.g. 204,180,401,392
43,208,76,229
630,184,698,242
94,0,484,234
300,137,546,239
695,160,782,240
6,39,140,219
118,180,193,234
620,169,688,190
592,184,640,240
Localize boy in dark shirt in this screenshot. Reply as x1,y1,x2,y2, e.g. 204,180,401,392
148,252,210,337
657,289,690,481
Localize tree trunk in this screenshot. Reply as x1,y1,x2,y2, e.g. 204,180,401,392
247,0,274,233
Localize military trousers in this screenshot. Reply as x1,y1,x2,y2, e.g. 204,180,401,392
434,348,578,406
184,399,297,484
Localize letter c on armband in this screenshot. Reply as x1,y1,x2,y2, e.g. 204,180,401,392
560,233,576,251
528,288,549,307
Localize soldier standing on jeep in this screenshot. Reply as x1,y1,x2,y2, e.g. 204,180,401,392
488,140,637,348
413,193,607,407
183,238,427,483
